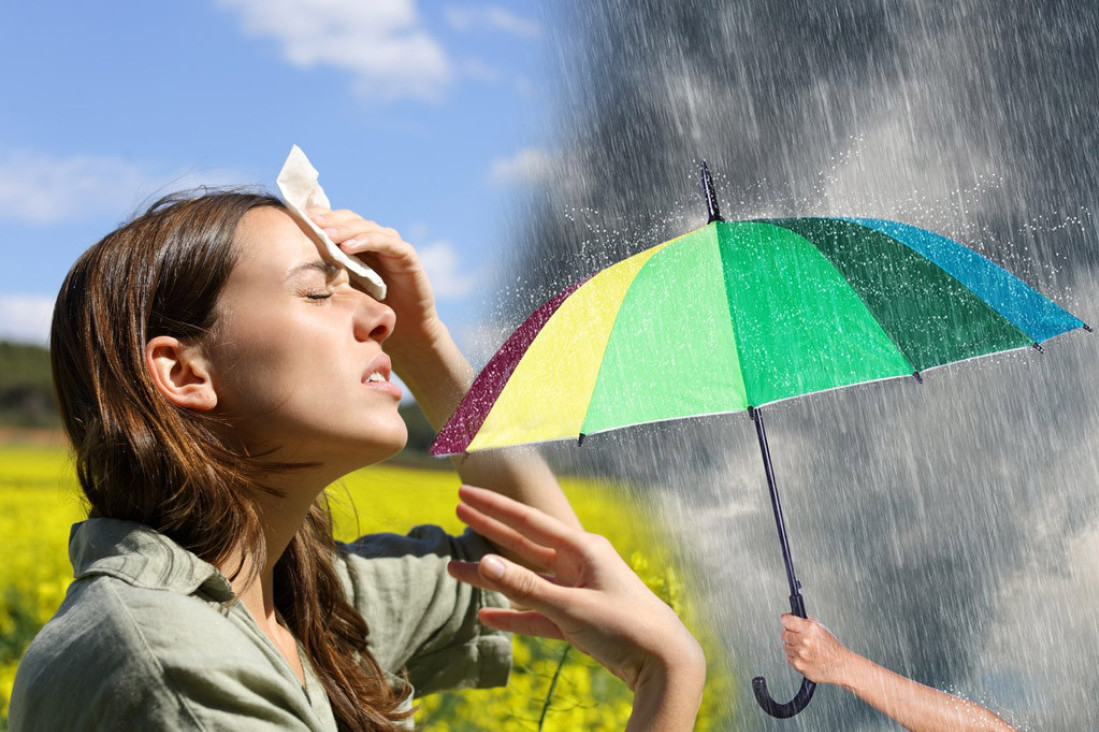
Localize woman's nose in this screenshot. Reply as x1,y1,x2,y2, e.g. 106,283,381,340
353,293,395,343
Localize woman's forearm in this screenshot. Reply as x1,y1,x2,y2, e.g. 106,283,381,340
625,652,707,732
391,326,581,530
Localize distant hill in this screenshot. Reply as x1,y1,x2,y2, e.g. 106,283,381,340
0,341,57,428
0,341,438,458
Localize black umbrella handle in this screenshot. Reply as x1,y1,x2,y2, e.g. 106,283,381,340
753,676,817,719
752,593,817,718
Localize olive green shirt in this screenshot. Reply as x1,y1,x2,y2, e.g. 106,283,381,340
10,519,511,731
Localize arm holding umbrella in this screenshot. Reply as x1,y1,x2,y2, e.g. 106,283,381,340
448,485,708,732
781,614,1019,732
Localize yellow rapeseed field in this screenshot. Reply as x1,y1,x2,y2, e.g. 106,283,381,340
0,444,733,730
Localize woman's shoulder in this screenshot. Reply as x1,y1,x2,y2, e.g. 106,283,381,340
10,573,211,730
21,518,238,669
20,566,233,665
10,520,317,731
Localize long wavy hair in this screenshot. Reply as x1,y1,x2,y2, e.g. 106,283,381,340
50,190,411,731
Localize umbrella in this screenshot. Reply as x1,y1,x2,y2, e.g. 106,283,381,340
430,164,1090,718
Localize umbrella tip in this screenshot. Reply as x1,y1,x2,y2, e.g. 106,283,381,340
1084,323,1094,333
577,433,586,447
912,371,924,384
699,161,723,224
1032,342,1045,354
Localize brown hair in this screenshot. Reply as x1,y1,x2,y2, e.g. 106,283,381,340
50,190,411,731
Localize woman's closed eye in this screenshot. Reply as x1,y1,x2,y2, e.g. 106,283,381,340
302,288,334,302
289,260,347,302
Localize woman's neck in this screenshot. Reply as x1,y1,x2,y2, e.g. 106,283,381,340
221,467,328,623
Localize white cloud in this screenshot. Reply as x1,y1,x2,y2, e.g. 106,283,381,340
417,239,477,298
489,147,555,187
0,150,248,225
0,295,54,345
445,5,541,37
218,0,452,102
0,151,150,225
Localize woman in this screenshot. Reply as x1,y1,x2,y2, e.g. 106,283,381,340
10,191,704,731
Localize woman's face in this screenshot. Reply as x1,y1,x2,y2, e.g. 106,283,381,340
205,206,407,470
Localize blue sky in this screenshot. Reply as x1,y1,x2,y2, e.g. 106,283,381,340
0,0,557,355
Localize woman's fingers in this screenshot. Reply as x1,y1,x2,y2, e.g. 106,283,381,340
455,501,558,570
340,230,413,260
447,554,569,619
306,209,412,260
309,210,402,248
477,608,567,640
458,485,578,551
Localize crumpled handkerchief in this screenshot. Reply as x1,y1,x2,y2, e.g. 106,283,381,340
276,145,387,300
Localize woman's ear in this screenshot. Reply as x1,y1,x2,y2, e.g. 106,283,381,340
145,336,218,411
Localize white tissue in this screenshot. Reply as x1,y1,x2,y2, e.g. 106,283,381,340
276,145,387,300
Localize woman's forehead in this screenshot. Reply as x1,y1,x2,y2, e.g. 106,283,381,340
233,207,337,275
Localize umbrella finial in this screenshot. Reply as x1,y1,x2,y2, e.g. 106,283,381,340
700,161,723,224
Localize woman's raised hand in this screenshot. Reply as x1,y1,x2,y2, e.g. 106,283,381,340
307,208,444,356
447,485,705,731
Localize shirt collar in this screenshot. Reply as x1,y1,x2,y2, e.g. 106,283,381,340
69,518,235,602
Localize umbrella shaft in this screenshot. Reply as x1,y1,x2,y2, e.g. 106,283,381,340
749,407,807,617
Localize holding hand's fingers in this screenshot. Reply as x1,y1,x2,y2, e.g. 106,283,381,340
779,613,851,686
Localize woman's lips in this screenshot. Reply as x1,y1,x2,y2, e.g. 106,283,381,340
363,354,401,399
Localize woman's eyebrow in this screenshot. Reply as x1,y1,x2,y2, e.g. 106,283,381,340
286,260,343,281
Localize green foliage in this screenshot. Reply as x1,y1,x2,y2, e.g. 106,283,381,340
0,342,57,428
1,447,736,730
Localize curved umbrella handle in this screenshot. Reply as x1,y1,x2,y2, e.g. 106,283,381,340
751,675,816,719
753,585,817,719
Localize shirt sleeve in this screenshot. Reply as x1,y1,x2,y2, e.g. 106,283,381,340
334,526,512,697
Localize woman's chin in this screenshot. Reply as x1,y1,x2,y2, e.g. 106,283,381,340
355,423,409,466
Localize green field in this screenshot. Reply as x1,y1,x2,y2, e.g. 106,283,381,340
0,442,732,730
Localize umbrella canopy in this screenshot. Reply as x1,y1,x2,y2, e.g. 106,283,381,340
432,216,1085,456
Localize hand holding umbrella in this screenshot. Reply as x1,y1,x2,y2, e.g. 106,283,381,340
780,614,1020,731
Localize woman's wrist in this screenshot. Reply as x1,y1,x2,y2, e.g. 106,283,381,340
626,641,706,732
386,321,473,429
